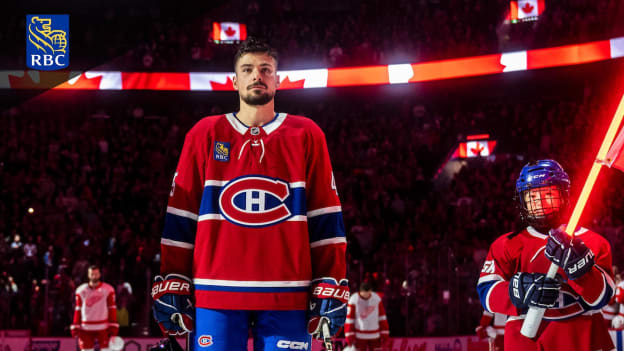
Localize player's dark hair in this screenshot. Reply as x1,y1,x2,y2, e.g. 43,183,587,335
233,37,278,70
88,264,100,271
360,282,372,292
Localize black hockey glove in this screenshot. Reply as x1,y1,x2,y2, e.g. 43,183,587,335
509,272,561,312
545,228,595,280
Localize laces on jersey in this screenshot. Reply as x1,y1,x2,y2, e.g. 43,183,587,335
238,138,265,163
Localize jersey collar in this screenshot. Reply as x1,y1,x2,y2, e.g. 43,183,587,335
225,112,287,136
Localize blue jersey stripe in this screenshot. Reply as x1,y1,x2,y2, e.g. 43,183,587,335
308,212,346,242
195,284,308,293
198,185,307,216
162,213,197,244
476,280,498,312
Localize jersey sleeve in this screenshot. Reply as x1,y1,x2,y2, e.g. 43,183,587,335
477,234,523,316
566,235,614,309
107,288,119,329
71,293,82,330
378,298,389,337
305,122,346,281
160,128,205,277
344,295,356,340
479,310,494,327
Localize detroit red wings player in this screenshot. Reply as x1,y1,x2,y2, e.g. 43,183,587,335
344,282,389,351
71,265,119,351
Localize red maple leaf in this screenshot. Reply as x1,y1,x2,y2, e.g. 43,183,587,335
55,73,103,90
470,143,485,156
224,26,237,37
277,76,305,90
521,2,535,14
210,76,235,91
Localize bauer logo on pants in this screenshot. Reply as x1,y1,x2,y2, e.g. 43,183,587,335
26,15,69,70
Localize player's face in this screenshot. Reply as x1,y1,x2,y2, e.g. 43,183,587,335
233,52,279,106
359,290,372,299
523,185,562,217
88,268,101,283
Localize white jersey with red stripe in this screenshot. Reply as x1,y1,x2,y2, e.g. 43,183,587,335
160,113,347,310
73,282,117,331
344,291,389,340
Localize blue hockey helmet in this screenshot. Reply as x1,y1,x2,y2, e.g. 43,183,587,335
515,159,570,230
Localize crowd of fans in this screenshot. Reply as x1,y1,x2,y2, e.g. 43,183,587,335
2,0,624,71
2,61,624,337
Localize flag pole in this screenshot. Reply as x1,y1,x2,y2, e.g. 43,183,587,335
521,92,624,337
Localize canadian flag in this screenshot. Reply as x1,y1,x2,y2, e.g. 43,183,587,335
606,125,624,171
212,22,247,42
452,140,497,158
509,0,545,20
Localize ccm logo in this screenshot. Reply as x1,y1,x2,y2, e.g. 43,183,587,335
312,285,349,302
151,280,190,298
276,340,308,350
198,335,213,347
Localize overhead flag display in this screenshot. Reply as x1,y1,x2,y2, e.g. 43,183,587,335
212,22,247,43
507,0,545,23
451,135,497,158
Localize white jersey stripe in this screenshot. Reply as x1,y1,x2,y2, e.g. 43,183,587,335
193,279,310,287
310,237,347,248
205,180,227,186
199,214,224,221
161,238,194,249
307,206,342,218
166,206,198,221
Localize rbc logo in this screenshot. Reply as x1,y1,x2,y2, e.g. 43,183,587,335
26,15,69,70
219,175,292,227
198,335,213,347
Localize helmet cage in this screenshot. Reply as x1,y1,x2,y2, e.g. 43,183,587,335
515,160,570,230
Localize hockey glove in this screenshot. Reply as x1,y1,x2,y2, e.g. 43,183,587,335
545,228,595,280
509,272,561,312
307,278,350,337
70,324,81,338
151,274,194,335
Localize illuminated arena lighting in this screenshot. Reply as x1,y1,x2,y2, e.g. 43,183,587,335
2,36,624,91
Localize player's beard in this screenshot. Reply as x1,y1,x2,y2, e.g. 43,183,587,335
89,278,100,285
242,86,275,106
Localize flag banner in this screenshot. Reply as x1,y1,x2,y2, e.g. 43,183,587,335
212,22,247,43
508,0,545,22
606,125,624,171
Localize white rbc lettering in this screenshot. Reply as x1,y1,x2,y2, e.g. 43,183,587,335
43,55,53,66
31,56,41,66
55,55,65,65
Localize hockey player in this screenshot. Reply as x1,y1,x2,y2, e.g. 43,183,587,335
344,282,389,351
71,265,119,351
477,160,615,351
151,37,348,351
475,310,505,351
600,266,620,328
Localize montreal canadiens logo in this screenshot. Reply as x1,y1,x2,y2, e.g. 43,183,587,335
198,335,213,347
219,175,292,227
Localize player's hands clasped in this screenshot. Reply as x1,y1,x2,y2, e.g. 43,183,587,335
509,272,561,311
545,227,595,280
151,274,194,335
307,278,350,338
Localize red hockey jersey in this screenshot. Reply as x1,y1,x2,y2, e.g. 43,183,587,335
71,282,118,331
477,226,614,350
344,291,389,340
160,113,347,310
